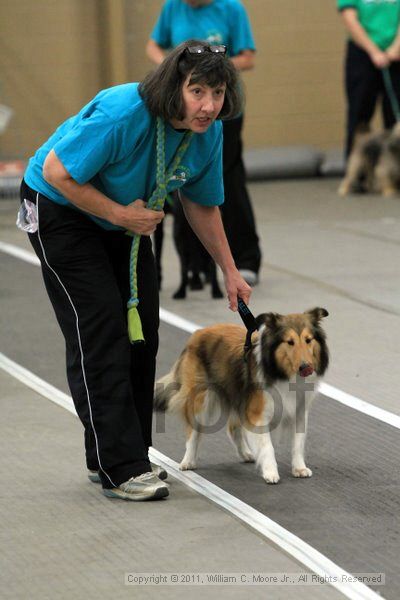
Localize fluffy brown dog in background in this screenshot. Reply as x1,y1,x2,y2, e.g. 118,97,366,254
338,122,400,197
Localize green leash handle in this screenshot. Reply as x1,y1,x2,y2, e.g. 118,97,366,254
127,234,144,344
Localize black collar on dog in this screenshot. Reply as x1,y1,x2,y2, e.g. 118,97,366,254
237,297,259,361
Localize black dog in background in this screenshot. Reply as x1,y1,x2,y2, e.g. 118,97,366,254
154,192,223,300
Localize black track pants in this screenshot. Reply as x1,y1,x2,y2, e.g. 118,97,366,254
21,180,159,488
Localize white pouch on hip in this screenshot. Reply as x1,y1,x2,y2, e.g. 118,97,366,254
16,199,38,233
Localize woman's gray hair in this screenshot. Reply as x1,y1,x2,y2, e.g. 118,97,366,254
139,39,243,121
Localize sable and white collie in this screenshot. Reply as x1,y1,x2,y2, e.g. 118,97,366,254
154,308,329,484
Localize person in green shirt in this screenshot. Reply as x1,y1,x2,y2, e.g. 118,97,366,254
337,0,400,157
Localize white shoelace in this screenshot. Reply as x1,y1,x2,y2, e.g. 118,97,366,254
129,472,157,484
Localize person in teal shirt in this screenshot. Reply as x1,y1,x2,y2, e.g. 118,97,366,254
337,0,400,156
21,40,251,502
146,0,262,286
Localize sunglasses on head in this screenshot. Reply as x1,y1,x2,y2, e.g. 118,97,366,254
186,44,227,55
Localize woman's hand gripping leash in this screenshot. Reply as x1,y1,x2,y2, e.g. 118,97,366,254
224,270,252,312
122,199,165,235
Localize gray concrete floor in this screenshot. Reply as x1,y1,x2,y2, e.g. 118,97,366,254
1,177,400,599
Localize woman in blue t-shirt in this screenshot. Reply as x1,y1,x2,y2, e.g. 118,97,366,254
20,40,251,502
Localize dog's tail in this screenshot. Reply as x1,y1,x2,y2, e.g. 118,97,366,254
154,357,185,413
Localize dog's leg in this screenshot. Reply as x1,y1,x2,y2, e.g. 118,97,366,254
291,407,312,478
365,167,376,194
227,417,254,462
375,160,397,197
179,388,209,470
247,428,279,483
245,393,279,483
338,178,352,197
180,423,202,470
338,152,364,196
338,174,355,196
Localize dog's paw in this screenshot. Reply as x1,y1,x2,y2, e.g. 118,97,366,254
262,468,280,484
338,183,349,197
292,467,313,478
179,460,196,471
382,187,397,198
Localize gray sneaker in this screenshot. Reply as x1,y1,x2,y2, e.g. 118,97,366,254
103,472,169,501
88,463,168,484
88,469,101,483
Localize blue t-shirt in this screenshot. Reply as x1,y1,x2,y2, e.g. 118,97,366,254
150,0,256,55
24,83,224,230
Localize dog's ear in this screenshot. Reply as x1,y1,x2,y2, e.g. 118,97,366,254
256,312,281,330
305,307,329,323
